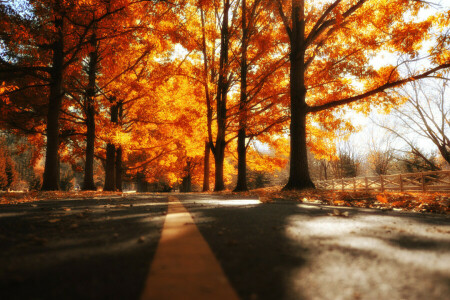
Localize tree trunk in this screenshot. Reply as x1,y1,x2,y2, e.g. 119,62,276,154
41,15,64,191
214,143,225,191
234,0,249,192
181,174,192,193
235,128,247,191
115,101,123,191
284,0,315,190
136,173,147,192
104,143,115,191
213,0,230,192
200,7,213,193
83,106,96,190
82,35,98,191
202,141,210,191
115,146,122,191
104,100,119,191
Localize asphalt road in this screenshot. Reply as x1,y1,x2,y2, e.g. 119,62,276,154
1,193,449,300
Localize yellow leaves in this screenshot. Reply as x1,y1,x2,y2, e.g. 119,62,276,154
372,65,401,85
113,131,132,147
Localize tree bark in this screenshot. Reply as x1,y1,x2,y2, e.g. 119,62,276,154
115,101,123,191
104,143,115,191
284,0,315,190
41,14,64,191
181,174,192,192
235,127,247,191
82,34,98,191
202,141,210,191
104,100,119,191
214,142,225,191
234,0,249,192
115,146,122,191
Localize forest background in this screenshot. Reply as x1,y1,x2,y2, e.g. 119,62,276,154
0,0,449,193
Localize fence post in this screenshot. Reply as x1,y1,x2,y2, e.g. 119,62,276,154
365,177,368,193
399,174,403,192
380,175,384,192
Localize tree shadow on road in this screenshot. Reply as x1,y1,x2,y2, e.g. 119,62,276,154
0,194,168,300
181,194,450,300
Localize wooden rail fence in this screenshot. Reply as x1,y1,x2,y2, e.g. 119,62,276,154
315,170,450,192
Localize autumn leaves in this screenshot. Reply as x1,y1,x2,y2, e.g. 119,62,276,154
0,0,449,192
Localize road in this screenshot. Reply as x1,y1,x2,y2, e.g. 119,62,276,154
1,193,449,300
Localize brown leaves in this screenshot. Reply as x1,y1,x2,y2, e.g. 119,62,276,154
0,190,122,205
251,187,450,214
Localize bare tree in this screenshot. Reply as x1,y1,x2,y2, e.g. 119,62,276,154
376,78,449,170
330,141,360,179
366,132,396,175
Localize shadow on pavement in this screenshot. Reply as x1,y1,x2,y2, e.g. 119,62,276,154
1,193,449,300
180,194,450,300
0,194,168,300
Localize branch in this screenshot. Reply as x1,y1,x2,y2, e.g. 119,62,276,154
308,63,450,113
305,0,367,47
274,0,291,39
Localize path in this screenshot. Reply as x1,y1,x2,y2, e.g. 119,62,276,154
0,193,449,300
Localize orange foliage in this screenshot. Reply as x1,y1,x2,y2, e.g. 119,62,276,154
1,0,449,190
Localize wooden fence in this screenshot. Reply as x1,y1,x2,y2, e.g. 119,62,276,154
315,170,450,192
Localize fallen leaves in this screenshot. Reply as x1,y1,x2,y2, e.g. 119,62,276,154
250,187,450,214
1,189,448,215
0,190,122,205
376,195,388,203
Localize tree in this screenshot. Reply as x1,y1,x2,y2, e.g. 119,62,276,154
379,78,449,168
398,151,442,173
192,0,289,191
0,1,122,190
210,0,231,191
273,0,450,190
235,0,250,191
2,0,449,193
234,0,290,191
330,141,359,178
366,134,395,175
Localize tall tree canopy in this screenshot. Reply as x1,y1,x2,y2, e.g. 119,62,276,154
1,0,449,191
